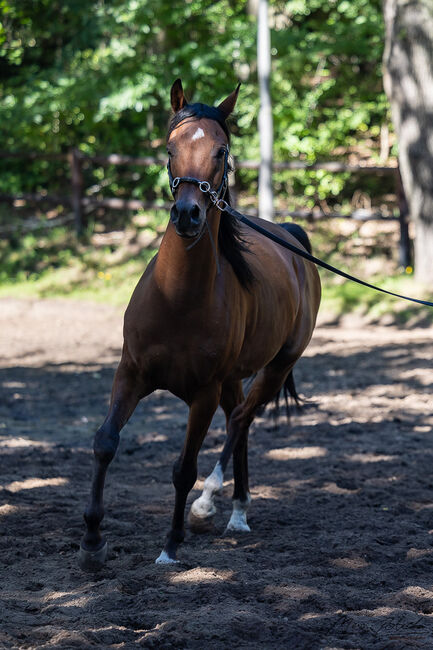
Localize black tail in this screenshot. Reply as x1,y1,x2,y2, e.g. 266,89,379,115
282,369,301,408
253,369,302,423
274,370,302,422
278,222,312,254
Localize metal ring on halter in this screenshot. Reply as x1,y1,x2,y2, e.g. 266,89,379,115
172,177,180,189
216,199,228,211
199,181,211,193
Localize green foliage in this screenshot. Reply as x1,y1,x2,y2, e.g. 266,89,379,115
0,0,389,203
1,210,431,326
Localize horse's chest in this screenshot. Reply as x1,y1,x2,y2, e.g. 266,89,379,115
128,326,223,397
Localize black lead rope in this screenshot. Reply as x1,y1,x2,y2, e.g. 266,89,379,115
168,163,433,309
230,207,433,309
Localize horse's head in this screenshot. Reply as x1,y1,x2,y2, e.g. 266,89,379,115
167,79,239,238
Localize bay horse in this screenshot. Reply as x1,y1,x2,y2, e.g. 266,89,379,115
79,79,321,570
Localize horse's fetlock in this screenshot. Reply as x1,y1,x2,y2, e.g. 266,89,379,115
168,529,185,545
84,504,104,527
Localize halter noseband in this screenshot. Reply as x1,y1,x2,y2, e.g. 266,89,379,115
167,147,230,211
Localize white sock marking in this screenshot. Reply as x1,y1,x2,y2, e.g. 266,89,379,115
155,550,179,564
192,127,205,141
226,494,251,532
190,462,224,520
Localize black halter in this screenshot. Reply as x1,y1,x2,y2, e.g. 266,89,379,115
167,148,230,208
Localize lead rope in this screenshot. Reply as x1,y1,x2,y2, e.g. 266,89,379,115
202,188,433,309
168,158,433,308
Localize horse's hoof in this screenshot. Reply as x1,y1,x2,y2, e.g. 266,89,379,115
189,495,216,520
225,521,251,533
188,507,216,533
78,541,108,572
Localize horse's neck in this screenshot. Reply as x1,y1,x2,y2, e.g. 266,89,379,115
154,214,220,303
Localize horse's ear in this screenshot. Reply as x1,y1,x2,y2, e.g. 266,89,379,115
218,83,241,118
171,78,187,113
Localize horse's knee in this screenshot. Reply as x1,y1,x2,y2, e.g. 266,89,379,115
93,424,119,464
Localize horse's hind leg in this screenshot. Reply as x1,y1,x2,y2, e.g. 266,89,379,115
227,418,251,531
223,363,296,533
189,379,244,529
79,359,145,571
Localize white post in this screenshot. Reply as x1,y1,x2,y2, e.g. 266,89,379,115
257,0,274,221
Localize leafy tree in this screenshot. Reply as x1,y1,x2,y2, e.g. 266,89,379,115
0,0,389,209
383,0,433,282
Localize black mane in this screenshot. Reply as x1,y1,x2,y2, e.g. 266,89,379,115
167,103,254,289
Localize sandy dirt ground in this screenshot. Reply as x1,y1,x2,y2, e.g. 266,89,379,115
0,296,432,649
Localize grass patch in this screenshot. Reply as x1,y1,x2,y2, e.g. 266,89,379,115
0,212,161,306
1,211,432,325
321,273,433,325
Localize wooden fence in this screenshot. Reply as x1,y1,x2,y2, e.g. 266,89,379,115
0,149,411,266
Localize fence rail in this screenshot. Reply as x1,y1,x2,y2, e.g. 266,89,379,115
0,149,410,266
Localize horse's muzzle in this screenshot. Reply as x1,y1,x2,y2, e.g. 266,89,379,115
170,201,204,238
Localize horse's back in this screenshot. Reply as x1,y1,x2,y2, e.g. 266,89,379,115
240,216,318,293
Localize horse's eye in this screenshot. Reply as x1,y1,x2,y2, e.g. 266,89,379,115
167,149,173,158
216,148,226,159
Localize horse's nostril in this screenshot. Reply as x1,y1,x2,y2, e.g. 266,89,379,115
190,204,200,224
170,205,179,224
171,201,201,234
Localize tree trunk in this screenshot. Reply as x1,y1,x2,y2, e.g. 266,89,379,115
257,0,274,222
383,0,433,282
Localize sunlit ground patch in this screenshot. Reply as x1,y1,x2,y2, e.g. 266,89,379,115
264,584,320,601
320,482,360,495
400,586,433,600
169,568,234,584
300,606,397,621
251,485,282,500
330,556,370,569
406,548,433,559
266,446,327,461
399,369,433,386
43,590,91,608
1,477,69,492
0,504,19,516
345,453,397,463
0,437,53,449
136,433,168,444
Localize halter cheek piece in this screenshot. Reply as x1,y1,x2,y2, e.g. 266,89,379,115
167,148,230,211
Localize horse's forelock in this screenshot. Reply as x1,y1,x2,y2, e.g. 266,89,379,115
168,103,230,142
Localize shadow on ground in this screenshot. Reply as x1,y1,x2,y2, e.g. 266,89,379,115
0,320,433,648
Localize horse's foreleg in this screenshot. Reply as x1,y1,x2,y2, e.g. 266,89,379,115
79,362,144,571
189,379,244,529
155,384,221,564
